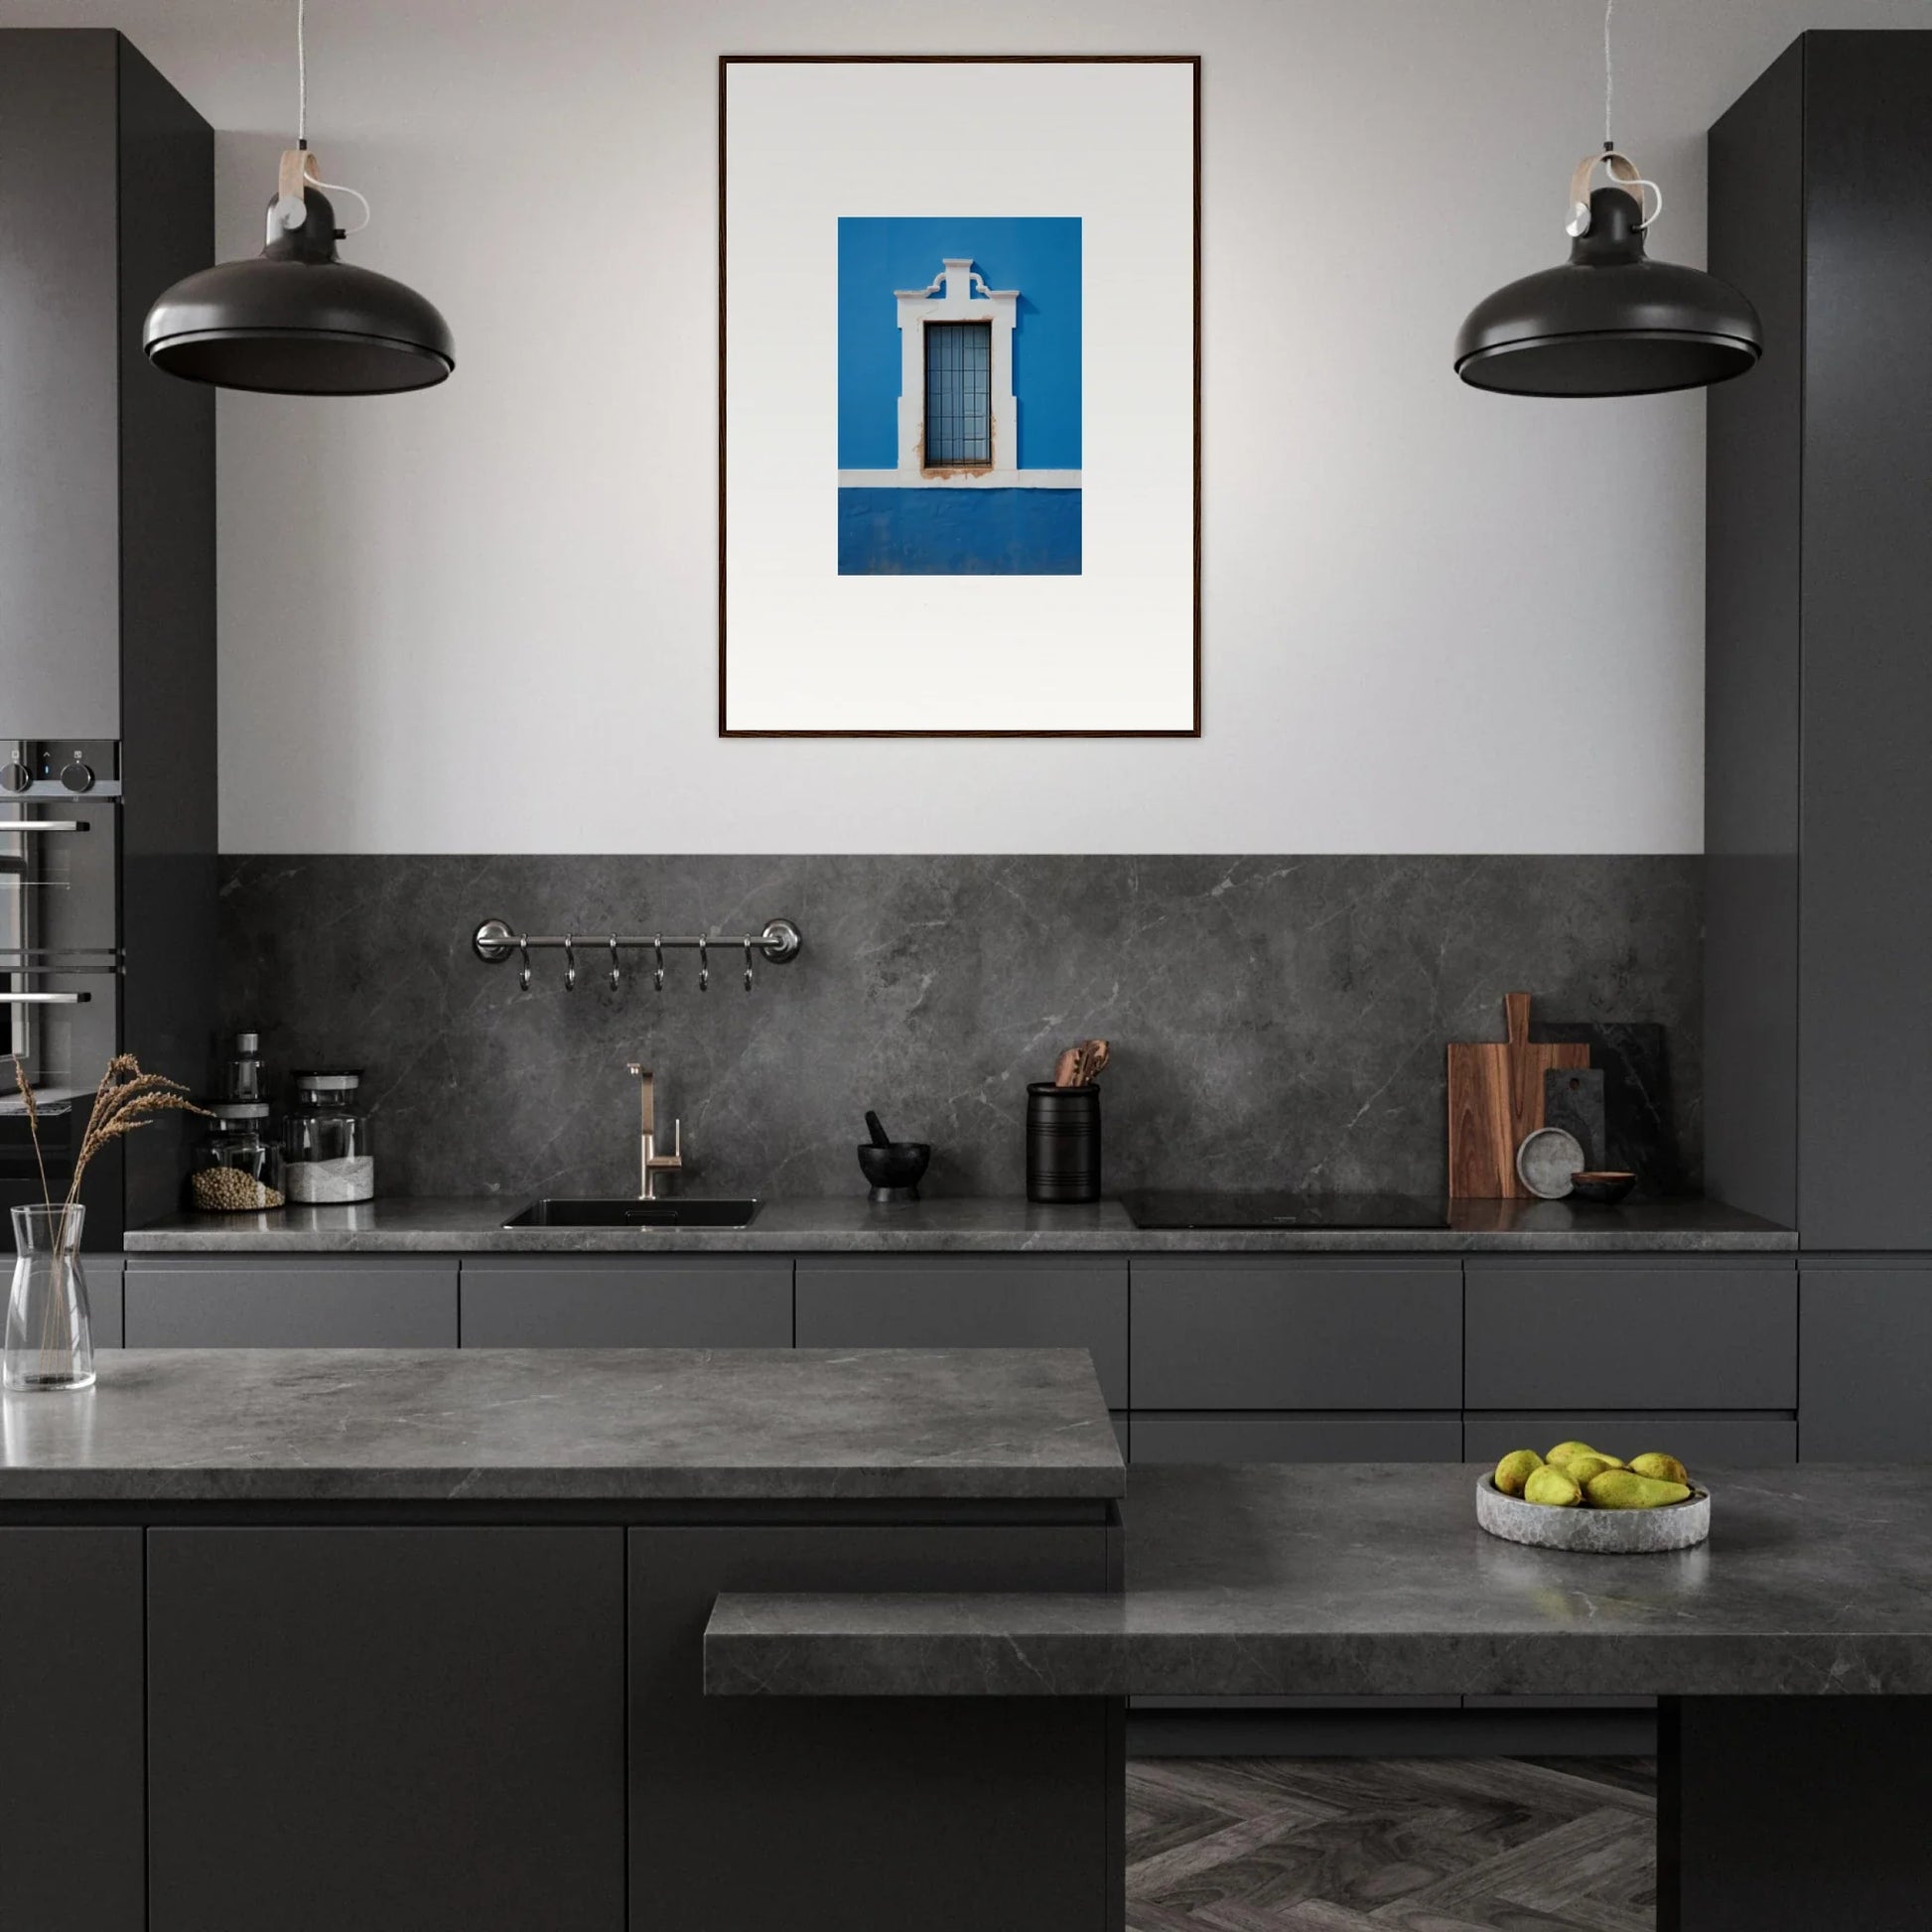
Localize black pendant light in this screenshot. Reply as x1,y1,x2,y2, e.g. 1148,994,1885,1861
144,0,453,395
1454,1,1758,398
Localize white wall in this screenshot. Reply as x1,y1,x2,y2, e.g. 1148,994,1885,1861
3,0,1924,854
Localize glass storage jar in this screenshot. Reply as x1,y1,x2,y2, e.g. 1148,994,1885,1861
284,1069,375,1204
189,1103,287,1212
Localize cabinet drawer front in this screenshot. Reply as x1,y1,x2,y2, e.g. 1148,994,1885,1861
1464,1262,1795,1410
460,1258,791,1348
149,1528,624,1932
1130,1260,1461,1411
794,1259,1127,1409
1130,1414,1462,1464
1462,1412,1797,1466
125,1259,458,1348
1800,1266,1932,1459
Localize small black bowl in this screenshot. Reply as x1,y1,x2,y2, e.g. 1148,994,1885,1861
859,1142,930,1203
1568,1170,1637,1205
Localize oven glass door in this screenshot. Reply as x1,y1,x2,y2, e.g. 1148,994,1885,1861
0,802,120,1213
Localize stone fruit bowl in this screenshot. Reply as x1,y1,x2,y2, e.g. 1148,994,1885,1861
1476,1474,1711,1553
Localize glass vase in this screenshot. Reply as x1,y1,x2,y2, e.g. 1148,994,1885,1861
5,1204,95,1393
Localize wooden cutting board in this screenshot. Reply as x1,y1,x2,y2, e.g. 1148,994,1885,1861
1448,993,1589,1198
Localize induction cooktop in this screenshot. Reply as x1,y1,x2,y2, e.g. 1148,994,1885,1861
1120,1191,1449,1231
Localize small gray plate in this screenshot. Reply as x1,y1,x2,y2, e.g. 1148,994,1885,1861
1477,1474,1711,1553
1516,1126,1585,1199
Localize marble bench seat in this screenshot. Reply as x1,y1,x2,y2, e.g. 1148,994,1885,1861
705,1460,1932,1698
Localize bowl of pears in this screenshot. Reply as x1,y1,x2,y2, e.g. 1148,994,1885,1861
1477,1441,1710,1553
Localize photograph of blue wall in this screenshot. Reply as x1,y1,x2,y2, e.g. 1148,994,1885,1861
837,216,1081,575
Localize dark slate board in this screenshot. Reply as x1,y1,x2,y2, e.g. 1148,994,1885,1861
1543,1066,1606,1173
1530,1022,1687,1197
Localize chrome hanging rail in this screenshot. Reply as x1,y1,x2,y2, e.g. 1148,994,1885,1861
471,916,802,994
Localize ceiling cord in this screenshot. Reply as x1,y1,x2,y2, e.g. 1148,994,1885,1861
297,0,307,147
1602,0,1614,149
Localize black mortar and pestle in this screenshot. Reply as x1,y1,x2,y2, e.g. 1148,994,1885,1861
859,1110,930,1204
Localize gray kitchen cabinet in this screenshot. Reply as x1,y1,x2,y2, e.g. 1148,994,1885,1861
460,1256,792,1348
1463,1413,1797,1466
794,1257,1128,1409
124,1256,458,1347
629,1523,1115,1931
0,1529,144,1931
1131,1414,1461,1463
1800,1263,1932,1459
85,1254,123,1347
147,1527,625,1932
1463,1260,1796,1411
1130,1258,1461,1412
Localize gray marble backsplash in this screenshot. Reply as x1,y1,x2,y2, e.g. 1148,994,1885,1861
215,856,1703,1203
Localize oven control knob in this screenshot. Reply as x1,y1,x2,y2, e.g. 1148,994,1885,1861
60,760,94,794
0,761,29,794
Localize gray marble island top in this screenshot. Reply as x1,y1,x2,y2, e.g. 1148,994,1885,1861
0,1347,1124,1504
706,1461,1932,1698
122,1194,1796,1254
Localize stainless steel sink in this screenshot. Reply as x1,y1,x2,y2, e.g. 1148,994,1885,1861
502,1197,761,1229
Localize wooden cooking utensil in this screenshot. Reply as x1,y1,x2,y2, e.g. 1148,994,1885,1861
1448,993,1589,1198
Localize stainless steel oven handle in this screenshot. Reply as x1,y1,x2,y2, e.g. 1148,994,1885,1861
0,821,88,835
0,992,89,1005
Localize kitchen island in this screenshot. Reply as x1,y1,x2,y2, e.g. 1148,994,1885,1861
0,1347,1124,1932
713,1460,1932,1932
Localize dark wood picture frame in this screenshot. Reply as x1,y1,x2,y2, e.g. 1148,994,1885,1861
718,54,1202,739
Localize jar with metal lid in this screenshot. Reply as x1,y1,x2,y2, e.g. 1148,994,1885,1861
283,1069,375,1204
189,1103,287,1213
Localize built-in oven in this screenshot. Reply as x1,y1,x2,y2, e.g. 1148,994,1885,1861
0,743,124,1240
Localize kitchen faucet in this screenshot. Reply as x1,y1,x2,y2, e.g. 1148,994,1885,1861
624,1063,684,1199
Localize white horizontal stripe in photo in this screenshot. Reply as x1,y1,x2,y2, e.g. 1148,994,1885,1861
723,59,1194,733
836,470,1082,490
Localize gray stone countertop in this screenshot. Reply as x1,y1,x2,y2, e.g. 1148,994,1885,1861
0,1347,1123,1503
122,1194,1795,1254
706,1461,1932,1698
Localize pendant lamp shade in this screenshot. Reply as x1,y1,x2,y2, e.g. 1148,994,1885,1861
1455,185,1759,398
144,183,454,395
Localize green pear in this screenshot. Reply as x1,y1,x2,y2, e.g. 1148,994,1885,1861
1524,1465,1584,1507
1494,1449,1543,1496
1629,1451,1691,1486
1556,1452,1619,1485
1586,1469,1693,1510
1546,1440,1598,1464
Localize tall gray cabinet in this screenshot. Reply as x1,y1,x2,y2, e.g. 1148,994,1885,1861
1707,32,1932,1454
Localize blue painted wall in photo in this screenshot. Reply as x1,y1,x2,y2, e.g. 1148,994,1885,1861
838,487,1081,576
837,216,1082,471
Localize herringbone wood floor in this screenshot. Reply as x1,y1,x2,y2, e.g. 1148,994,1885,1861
1126,1756,1656,1931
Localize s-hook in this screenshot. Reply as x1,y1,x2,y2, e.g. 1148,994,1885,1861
517,933,532,994
609,935,621,991
744,938,755,993
652,937,665,994
563,935,577,992
698,937,710,994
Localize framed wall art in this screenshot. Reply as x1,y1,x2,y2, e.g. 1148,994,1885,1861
719,56,1200,737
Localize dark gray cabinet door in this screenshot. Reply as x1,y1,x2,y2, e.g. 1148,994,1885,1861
460,1256,791,1347
795,1257,1128,1408
1463,1413,1797,1467
630,1523,1116,1932
1130,1259,1461,1411
148,1527,625,1932
1800,1264,1932,1459
1464,1260,1796,1411
0,30,120,731
1131,1414,1462,1463
84,1254,123,1347
0,1528,143,1931
125,1256,458,1346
